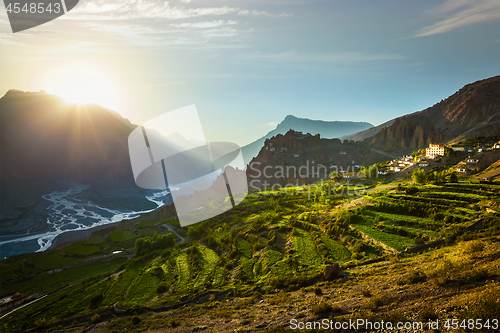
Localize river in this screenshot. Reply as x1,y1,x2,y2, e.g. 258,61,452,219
0,185,171,259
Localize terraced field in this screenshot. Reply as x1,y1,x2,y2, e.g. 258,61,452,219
107,230,136,242
292,229,323,268
353,223,415,251
1,180,499,333
193,245,220,289
173,253,192,292
317,233,351,262
60,241,101,256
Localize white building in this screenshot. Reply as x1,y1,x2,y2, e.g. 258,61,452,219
426,143,446,158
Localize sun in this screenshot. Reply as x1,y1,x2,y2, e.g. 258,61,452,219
44,67,120,111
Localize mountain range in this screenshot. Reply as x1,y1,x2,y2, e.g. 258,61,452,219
247,75,500,188
1,75,499,238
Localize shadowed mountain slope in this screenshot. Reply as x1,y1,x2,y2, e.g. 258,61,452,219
0,90,137,205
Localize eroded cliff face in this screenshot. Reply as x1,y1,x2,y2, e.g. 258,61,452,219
364,75,500,152
246,130,388,189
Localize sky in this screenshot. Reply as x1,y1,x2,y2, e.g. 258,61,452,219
0,0,499,146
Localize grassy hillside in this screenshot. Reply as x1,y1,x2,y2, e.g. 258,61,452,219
1,179,499,332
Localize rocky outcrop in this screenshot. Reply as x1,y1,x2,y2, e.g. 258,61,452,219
247,130,389,189
241,115,373,164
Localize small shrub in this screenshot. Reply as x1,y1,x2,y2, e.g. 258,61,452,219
157,282,168,294
460,240,485,257
90,293,103,308
91,314,101,324
428,259,455,285
361,288,372,297
419,307,438,321
241,318,252,325
330,304,342,313
399,270,427,285
314,287,323,295
362,295,384,311
311,300,332,315
165,317,179,328
131,316,142,325
414,237,425,245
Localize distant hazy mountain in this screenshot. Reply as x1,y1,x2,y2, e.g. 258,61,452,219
345,75,500,152
241,115,373,164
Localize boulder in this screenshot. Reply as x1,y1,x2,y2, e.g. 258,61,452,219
323,264,343,280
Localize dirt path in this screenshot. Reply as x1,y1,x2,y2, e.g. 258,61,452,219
163,223,186,243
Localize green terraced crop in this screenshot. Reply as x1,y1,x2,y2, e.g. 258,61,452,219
212,266,227,287
60,242,101,256
121,271,160,309
365,209,440,226
455,207,481,215
382,221,440,238
102,264,144,306
83,236,107,245
354,224,414,251
24,253,80,270
318,233,351,263
261,249,284,273
293,229,323,268
107,230,136,242
173,253,192,292
193,245,220,289
235,238,253,258
422,191,488,201
240,258,258,281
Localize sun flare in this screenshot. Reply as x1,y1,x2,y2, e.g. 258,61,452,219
44,67,120,111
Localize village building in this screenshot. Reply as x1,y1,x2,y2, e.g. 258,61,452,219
426,143,446,159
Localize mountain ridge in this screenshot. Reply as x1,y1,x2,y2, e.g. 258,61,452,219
241,115,373,164
356,75,500,152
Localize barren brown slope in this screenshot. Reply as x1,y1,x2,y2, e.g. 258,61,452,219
361,75,500,153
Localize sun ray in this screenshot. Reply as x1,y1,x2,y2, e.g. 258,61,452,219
43,66,120,111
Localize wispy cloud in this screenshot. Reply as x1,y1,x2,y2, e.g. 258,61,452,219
0,33,26,47
82,20,245,46
69,0,290,20
267,121,279,127
247,51,404,63
415,0,500,37
170,20,239,29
